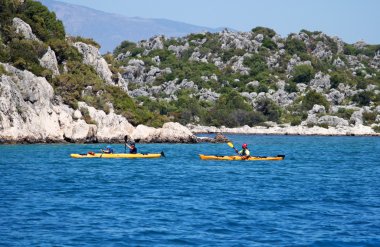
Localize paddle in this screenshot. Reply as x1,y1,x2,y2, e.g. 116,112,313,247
124,135,129,153
227,142,240,155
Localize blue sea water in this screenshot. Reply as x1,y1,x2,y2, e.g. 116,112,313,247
0,135,379,246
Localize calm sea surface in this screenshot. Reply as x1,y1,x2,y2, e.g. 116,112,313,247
0,135,379,246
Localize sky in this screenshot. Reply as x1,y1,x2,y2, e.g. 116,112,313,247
56,0,379,44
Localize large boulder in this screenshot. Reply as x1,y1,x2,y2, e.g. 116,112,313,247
77,102,135,142
310,72,331,92
327,89,345,105
350,110,364,125
74,42,126,89
231,55,250,75
318,116,349,127
74,42,113,84
131,122,197,143
312,41,333,59
39,47,60,76
12,17,39,41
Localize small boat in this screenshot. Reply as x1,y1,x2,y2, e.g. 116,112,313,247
199,154,285,161
71,152,164,159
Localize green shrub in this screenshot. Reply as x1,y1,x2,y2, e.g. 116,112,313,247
200,35,222,54
0,43,10,62
318,123,329,129
251,26,276,38
285,82,298,93
262,37,277,50
363,111,377,124
243,53,268,77
292,64,315,83
68,36,100,48
21,0,65,41
221,49,245,62
302,90,330,111
285,37,307,55
330,71,347,88
113,40,137,56
48,38,82,63
79,107,97,125
9,39,47,76
352,91,373,106
290,116,302,126
203,90,266,127
256,84,269,93
187,33,206,41
255,98,281,122
372,125,380,133
0,63,7,75
356,80,368,90
300,29,322,36
344,43,380,57
335,108,354,120
343,44,359,55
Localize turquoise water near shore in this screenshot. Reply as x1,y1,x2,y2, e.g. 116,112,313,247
1,135,379,246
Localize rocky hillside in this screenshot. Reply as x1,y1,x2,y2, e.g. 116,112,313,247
114,28,380,132
0,0,195,143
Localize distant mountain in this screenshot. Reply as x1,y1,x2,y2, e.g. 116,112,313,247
38,0,226,53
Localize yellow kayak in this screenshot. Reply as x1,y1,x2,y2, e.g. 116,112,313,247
199,154,285,161
71,152,164,159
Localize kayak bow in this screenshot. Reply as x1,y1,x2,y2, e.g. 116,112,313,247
199,154,285,161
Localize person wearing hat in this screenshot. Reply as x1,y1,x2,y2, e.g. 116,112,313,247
238,143,250,158
101,145,114,154
126,142,137,154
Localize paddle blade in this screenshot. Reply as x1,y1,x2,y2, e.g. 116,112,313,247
227,142,234,148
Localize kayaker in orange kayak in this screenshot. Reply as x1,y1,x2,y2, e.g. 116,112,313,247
228,142,251,159
238,143,251,159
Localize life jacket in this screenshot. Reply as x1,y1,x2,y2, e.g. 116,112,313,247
129,147,137,154
239,149,250,156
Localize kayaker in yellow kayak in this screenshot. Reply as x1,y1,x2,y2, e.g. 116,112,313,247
101,145,114,154
239,143,250,159
125,142,137,154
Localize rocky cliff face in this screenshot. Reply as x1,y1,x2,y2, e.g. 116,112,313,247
0,63,87,143
0,63,197,143
115,29,380,131
1,11,201,143
73,42,127,89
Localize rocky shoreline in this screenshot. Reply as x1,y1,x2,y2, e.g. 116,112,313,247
187,124,380,136
1,122,378,145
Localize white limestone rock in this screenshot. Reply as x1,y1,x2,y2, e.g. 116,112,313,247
12,17,39,41
77,102,135,142
310,72,331,92
39,47,60,76
318,116,349,127
74,42,125,87
131,122,197,143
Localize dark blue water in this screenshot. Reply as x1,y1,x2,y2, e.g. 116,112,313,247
1,135,379,246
